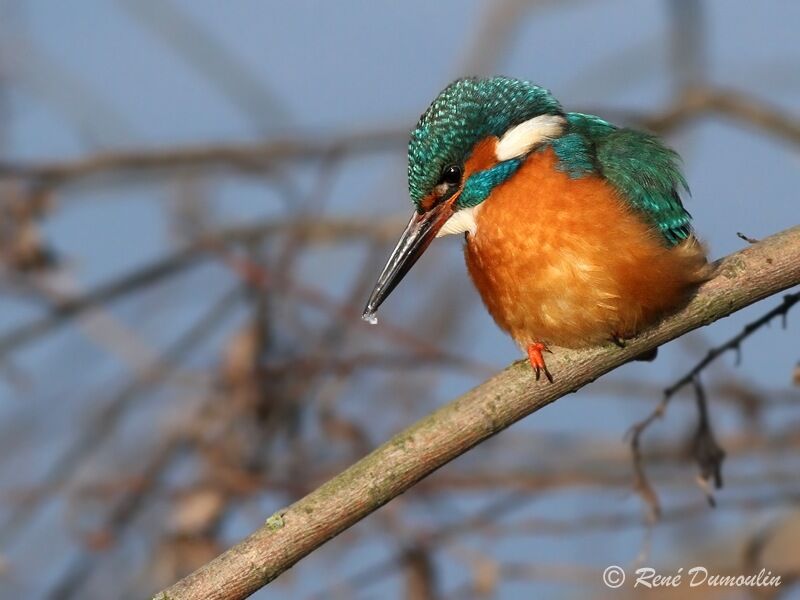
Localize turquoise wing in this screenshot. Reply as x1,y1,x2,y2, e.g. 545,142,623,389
554,112,693,246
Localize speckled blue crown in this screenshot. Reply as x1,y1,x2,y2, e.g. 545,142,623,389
407,77,563,205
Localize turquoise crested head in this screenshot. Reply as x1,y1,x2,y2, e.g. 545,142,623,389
407,76,564,211
362,76,566,322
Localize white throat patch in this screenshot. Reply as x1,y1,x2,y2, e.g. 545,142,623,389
436,114,565,239
437,204,482,238
495,114,566,161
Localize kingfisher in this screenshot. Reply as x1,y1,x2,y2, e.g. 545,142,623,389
363,77,709,381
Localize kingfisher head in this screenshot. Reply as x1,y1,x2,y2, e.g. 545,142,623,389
363,76,566,322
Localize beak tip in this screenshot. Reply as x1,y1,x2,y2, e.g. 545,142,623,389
361,308,378,325
361,205,448,328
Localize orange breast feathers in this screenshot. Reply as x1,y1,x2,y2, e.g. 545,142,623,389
464,145,709,349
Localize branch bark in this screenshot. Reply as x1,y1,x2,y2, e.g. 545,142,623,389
156,225,800,600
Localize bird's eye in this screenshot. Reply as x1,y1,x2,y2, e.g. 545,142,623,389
440,164,462,186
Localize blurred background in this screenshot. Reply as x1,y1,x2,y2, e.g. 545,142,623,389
0,1,798,599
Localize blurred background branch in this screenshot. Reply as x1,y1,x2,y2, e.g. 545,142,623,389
0,2,798,599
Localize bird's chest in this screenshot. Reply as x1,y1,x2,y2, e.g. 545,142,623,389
464,218,611,347
462,149,642,347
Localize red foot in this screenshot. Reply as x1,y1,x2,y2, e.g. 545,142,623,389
527,342,554,383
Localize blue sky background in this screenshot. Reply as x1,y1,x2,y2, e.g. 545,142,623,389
0,1,798,598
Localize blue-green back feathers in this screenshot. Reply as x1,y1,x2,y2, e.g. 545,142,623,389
555,112,693,245
407,77,693,246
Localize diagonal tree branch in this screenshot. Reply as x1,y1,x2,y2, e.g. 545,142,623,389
158,224,800,600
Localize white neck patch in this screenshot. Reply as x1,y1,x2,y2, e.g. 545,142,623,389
495,114,566,161
436,115,565,239
437,204,482,238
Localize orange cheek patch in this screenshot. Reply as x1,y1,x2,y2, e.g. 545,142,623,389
418,137,498,212
463,136,500,179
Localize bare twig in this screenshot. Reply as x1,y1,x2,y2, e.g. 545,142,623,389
642,87,800,145
157,226,800,600
0,129,405,186
689,378,726,505
0,286,241,546
0,85,794,192
119,0,291,133
665,291,800,399
311,490,535,600
0,216,405,357
737,232,760,244
46,436,185,599
626,290,800,518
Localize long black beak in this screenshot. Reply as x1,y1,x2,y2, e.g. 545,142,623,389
362,201,454,323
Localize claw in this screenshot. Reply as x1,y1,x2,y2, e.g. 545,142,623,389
527,342,554,383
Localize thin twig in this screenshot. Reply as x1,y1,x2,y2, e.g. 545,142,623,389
0,216,405,358
0,286,242,547
0,129,405,185
689,377,726,505
626,290,799,519
642,87,800,145
737,232,760,244
665,291,799,399
0,86,795,190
